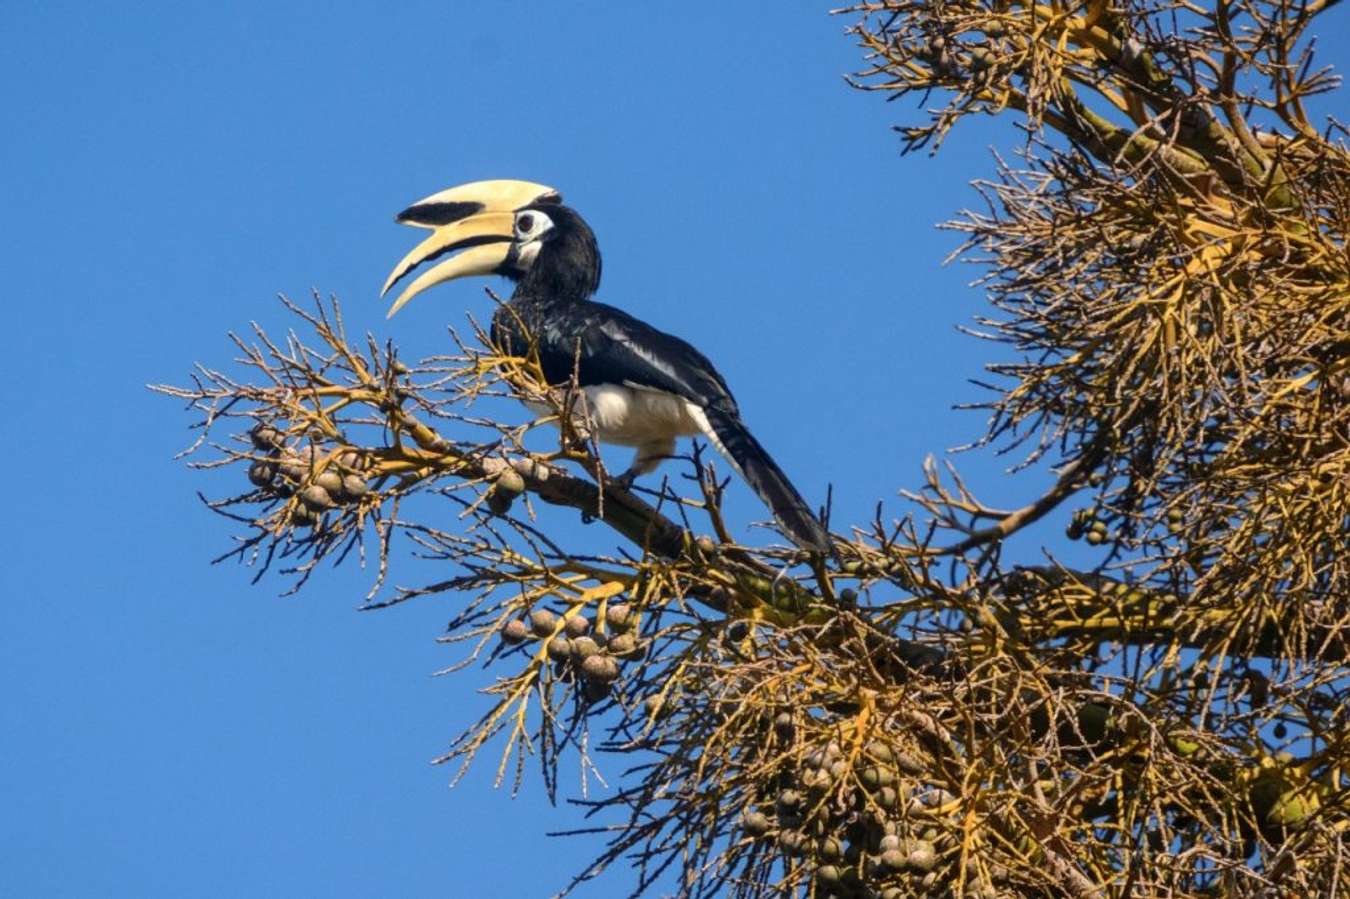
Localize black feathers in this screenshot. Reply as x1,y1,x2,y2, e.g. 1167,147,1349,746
701,403,831,553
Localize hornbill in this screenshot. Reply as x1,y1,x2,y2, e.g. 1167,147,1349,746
380,179,830,552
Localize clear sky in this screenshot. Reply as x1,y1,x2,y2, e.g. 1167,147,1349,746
3,3,1346,898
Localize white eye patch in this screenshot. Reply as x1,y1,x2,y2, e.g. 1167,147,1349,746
514,209,554,241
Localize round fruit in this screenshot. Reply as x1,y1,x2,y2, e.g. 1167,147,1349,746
247,460,276,488
546,637,571,661
300,485,334,511
314,470,343,493
564,615,591,637
742,810,771,836
250,425,282,450
580,655,620,683
501,619,530,645
604,603,633,631
339,475,369,501
529,609,557,637
495,468,526,496
569,637,601,660
880,849,906,872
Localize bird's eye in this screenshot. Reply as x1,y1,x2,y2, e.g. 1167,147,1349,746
517,213,535,234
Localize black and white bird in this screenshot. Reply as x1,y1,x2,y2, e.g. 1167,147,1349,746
381,179,830,552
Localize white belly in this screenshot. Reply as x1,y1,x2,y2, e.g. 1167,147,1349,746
524,384,704,447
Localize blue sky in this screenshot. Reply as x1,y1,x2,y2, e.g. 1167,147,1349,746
3,3,1346,898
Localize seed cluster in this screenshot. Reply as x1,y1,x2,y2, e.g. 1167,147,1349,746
740,736,999,898
500,603,643,700
245,425,371,527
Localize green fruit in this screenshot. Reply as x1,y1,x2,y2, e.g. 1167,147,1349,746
864,740,894,763
495,468,526,496
906,840,937,872
858,765,895,791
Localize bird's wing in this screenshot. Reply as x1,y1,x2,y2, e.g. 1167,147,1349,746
528,302,737,408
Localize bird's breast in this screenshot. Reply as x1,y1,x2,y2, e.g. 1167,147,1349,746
523,384,703,447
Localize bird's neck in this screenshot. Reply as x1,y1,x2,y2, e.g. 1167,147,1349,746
512,235,601,306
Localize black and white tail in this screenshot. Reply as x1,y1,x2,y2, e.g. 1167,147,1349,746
696,402,831,553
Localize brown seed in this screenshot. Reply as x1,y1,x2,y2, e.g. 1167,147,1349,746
529,609,557,637
250,425,282,450
300,485,334,511
314,470,343,493
865,740,894,763
546,637,571,661
247,460,276,488
277,458,306,482
339,475,369,501
906,841,937,872
495,468,526,496
563,615,591,638
604,603,634,631
777,830,808,856
742,810,771,836
580,654,620,683
569,636,601,660
880,849,906,872
501,619,530,645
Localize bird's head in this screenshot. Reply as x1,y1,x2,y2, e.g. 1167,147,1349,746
381,179,601,318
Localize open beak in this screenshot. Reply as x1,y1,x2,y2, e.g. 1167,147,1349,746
381,179,560,318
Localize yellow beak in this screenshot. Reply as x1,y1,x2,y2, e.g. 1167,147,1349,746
381,179,559,318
